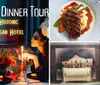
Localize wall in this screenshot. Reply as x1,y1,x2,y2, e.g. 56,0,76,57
56,48,95,62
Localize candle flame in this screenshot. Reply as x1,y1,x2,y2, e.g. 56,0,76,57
21,46,24,53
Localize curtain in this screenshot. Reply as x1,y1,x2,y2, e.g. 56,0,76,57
25,0,48,45
0,1,7,44
25,0,48,53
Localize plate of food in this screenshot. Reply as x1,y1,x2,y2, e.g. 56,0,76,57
50,0,100,41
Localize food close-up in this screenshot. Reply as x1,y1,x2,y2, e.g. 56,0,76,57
54,2,93,39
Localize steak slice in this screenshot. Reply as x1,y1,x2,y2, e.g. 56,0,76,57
62,7,81,39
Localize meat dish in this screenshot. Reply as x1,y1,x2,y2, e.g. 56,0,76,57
62,7,81,39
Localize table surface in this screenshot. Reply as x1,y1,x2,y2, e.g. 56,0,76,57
1,73,49,85
6,78,49,85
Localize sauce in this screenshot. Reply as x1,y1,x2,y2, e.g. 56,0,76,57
64,2,78,10
61,2,78,16
59,21,65,33
81,7,93,34
78,10,83,14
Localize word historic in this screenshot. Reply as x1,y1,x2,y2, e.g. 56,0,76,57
0,6,49,17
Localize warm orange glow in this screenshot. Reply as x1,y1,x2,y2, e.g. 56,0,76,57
21,46,24,53
0,76,3,79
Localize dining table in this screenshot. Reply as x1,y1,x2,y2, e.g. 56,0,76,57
6,79,49,85
0,73,49,85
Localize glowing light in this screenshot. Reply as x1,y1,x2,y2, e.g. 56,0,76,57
21,46,24,53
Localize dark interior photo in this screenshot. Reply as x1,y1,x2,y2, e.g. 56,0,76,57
0,46,34,84
50,42,100,84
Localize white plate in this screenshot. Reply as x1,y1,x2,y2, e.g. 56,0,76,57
50,0,100,41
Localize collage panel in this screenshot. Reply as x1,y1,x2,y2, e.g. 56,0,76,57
0,0,49,84
0,45,49,85
50,0,100,41
49,0,100,84
50,42,100,85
